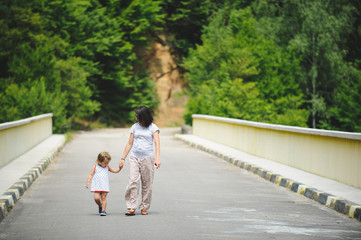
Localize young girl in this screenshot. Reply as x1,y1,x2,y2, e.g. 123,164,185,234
86,152,121,216
119,106,160,216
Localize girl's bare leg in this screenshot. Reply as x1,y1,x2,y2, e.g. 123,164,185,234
94,192,102,208
100,192,107,212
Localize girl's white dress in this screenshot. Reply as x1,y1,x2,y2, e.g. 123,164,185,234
91,164,110,192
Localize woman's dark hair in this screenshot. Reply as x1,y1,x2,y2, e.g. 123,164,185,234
135,106,153,127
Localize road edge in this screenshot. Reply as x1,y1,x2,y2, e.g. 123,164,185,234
0,136,66,223
175,134,361,222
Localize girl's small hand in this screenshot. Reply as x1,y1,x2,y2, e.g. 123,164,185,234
86,183,89,188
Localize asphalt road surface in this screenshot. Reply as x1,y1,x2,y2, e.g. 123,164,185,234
0,128,360,240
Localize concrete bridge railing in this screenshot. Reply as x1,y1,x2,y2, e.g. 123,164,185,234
0,114,53,168
192,114,361,189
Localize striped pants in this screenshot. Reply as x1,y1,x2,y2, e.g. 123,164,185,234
125,155,155,210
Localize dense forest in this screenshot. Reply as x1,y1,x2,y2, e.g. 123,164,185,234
0,0,360,133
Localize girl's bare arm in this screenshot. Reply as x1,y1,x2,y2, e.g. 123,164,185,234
86,166,95,188
109,166,121,173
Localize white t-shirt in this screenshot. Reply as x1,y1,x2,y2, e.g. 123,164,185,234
130,123,159,158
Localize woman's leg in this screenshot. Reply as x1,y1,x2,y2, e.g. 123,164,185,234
139,156,155,211
100,192,108,212
125,156,141,210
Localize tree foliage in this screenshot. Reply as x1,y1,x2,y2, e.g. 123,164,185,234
249,0,361,131
183,0,361,132
0,0,164,131
0,0,360,132
183,8,309,127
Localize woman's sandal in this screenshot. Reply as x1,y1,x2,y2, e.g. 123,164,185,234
125,209,135,216
141,210,148,215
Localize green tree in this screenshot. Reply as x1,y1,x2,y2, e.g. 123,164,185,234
41,0,164,125
159,0,252,59
251,0,358,130
183,8,308,126
0,0,99,132
325,64,361,132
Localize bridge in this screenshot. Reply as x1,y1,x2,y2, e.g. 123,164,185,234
0,114,360,239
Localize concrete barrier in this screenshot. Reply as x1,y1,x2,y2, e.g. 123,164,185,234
0,114,53,168
192,114,361,189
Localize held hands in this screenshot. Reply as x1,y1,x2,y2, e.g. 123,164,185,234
119,158,125,169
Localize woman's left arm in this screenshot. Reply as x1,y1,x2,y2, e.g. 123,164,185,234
153,130,160,169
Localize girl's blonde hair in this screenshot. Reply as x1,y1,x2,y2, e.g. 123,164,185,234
97,151,111,164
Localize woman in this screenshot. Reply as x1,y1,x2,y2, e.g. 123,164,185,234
119,106,161,216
